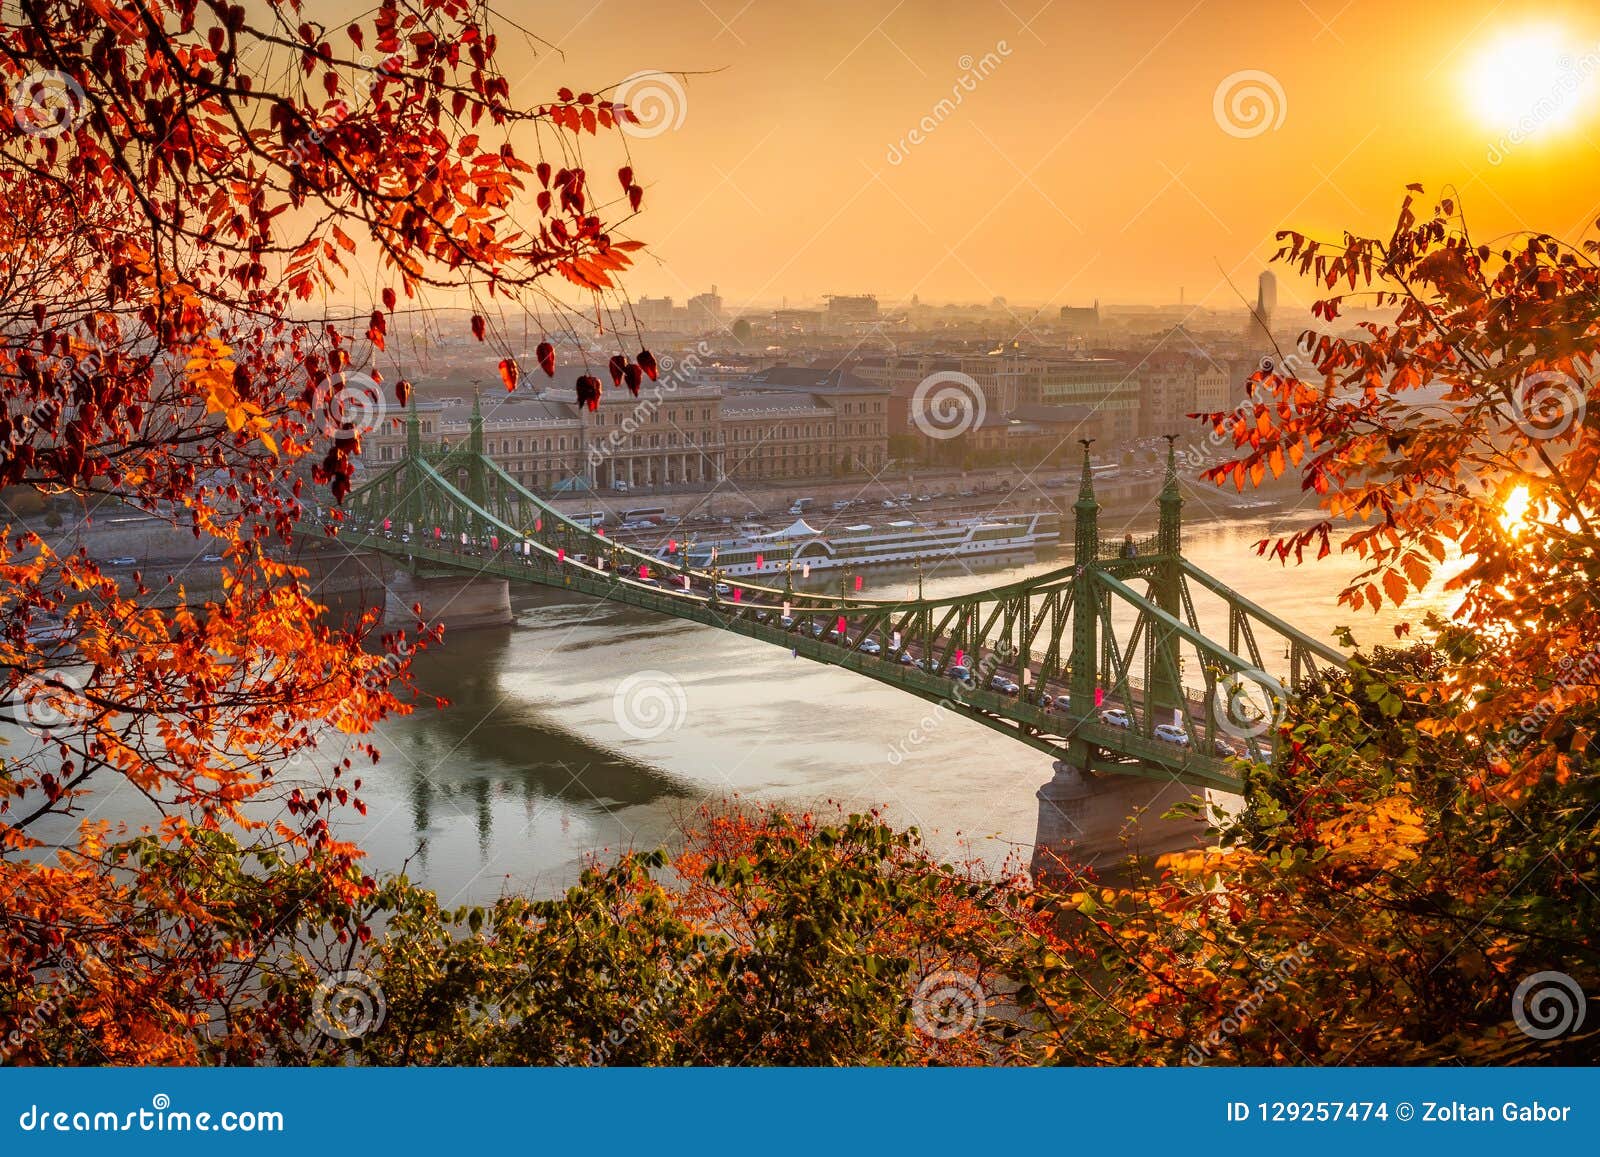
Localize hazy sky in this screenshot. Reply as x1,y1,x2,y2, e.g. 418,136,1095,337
499,0,1600,322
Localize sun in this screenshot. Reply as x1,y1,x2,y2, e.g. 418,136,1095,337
1465,26,1592,133
1499,484,1533,536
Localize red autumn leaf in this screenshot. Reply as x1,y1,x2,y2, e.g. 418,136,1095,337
536,341,555,376
470,315,485,341
498,358,519,391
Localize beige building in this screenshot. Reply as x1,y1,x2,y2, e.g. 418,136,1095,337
363,365,888,493
1137,355,1240,437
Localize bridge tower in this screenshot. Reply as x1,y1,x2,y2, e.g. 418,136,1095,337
1032,438,1208,883
1067,440,1099,760
466,389,488,509
1148,435,1186,725
382,389,513,631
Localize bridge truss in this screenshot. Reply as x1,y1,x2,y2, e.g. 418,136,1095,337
313,398,1346,790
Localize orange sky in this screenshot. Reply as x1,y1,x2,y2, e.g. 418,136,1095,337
497,0,1600,320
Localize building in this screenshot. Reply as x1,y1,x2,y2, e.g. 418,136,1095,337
1058,301,1101,338
961,404,1102,468
721,365,890,478
633,291,723,334
1020,358,1140,444
1242,270,1277,347
852,352,1027,435
1136,354,1245,436
362,364,890,493
823,294,880,332
772,308,825,335
687,286,723,330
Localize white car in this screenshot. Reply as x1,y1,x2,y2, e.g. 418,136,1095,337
1053,694,1073,711
1153,723,1191,747
108,556,138,566
1099,708,1132,729
988,674,1020,696
858,638,882,656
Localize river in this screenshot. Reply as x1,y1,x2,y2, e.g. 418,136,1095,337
8,487,1456,906
331,487,1455,905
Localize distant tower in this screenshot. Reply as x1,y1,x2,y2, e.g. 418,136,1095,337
1245,270,1277,348
1256,270,1277,321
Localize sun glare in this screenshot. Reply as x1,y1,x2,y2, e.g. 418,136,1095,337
1499,484,1533,535
1467,26,1594,134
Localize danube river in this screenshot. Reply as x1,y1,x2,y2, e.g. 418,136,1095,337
11,490,1456,906
330,491,1454,905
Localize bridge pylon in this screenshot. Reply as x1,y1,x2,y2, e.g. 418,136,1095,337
321,425,1349,880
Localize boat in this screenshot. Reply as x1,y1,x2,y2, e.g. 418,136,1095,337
661,513,1060,577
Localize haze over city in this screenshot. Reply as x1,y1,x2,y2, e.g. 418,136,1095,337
506,0,1600,316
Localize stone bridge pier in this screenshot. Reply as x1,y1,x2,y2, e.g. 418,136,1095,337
384,568,513,633
1031,761,1212,884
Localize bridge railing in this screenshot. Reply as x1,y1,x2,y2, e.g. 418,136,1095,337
1097,533,1161,562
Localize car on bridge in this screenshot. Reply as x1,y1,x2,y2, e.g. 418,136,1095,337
1053,694,1073,711
946,664,974,684
1153,723,1191,747
988,674,1020,696
858,638,882,656
779,615,797,630
1210,737,1239,758
1099,707,1132,729
898,652,925,669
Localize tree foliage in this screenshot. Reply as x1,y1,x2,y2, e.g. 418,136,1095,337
0,0,653,1062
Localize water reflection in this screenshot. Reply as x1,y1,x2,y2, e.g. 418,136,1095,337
9,494,1457,905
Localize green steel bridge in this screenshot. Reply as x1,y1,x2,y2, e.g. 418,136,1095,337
315,398,1347,791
